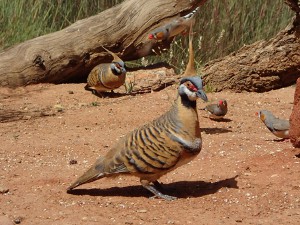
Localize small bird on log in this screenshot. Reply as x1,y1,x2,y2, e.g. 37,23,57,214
84,46,126,96
148,7,199,41
67,76,208,200
202,99,228,120
256,110,290,139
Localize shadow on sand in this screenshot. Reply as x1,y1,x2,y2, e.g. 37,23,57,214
201,127,232,135
67,175,238,199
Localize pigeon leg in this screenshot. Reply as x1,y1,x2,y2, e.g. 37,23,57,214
153,180,176,192
140,179,177,201
153,180,164,190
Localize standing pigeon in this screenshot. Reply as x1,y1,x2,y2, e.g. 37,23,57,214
67,76,208,200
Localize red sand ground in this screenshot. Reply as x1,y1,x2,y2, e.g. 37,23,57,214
0,83,299,224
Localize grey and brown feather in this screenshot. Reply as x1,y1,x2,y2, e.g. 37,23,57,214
67,76,208,200
257,110,290,139
148,7,199,41
85,46,126,94
204,99,228,120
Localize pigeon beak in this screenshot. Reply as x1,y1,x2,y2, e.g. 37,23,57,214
196,90,208,102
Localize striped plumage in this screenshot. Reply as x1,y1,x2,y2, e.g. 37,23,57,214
67,76,208,200
85,46,126,95
148,7,199,41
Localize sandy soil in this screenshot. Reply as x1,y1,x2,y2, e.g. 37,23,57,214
0,82,299,225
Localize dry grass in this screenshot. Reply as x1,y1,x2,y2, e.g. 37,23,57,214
0,0,293,73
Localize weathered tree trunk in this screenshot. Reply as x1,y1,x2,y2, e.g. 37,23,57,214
0,0,207,87
202,0,300,92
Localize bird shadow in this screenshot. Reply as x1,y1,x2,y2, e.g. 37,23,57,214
210,118,232,122
67,175,238,199
89,91,131,98
201,127,232,134
265,138,289,142
201,116,232,122
88,89,157,98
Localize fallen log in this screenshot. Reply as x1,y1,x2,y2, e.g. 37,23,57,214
0,0,207,87
202,0,300,92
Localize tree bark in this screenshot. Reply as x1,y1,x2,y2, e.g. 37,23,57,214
0,0,207,87
202,0,300,92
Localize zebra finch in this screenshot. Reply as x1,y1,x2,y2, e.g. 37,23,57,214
148,7,199,41
256,110,290,139
202,99,228,120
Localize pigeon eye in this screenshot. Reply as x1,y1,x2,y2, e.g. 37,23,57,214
114,63,121,68
186,82,197,91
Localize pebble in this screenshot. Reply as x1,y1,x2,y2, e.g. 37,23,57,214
14,217,23,224
22,115,32,120
53,104,64,112
69,159,78,165
137,209,147,213
0,185,9,194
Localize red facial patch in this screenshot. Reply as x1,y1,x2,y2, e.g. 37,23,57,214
219,100,223,105
190,84,198,92
148,34,154,39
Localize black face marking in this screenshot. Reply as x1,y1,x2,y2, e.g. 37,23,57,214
111,62,125,75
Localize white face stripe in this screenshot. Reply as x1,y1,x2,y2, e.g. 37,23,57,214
187,92,198,101
179,84,198,101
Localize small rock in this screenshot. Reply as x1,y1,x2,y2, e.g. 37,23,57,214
22,115,32,120
137,209,147,213
0,216,14,225
0,185,9,194
13,216,23,224
68,90,74,94
69,159,78,165
53,104,64,112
